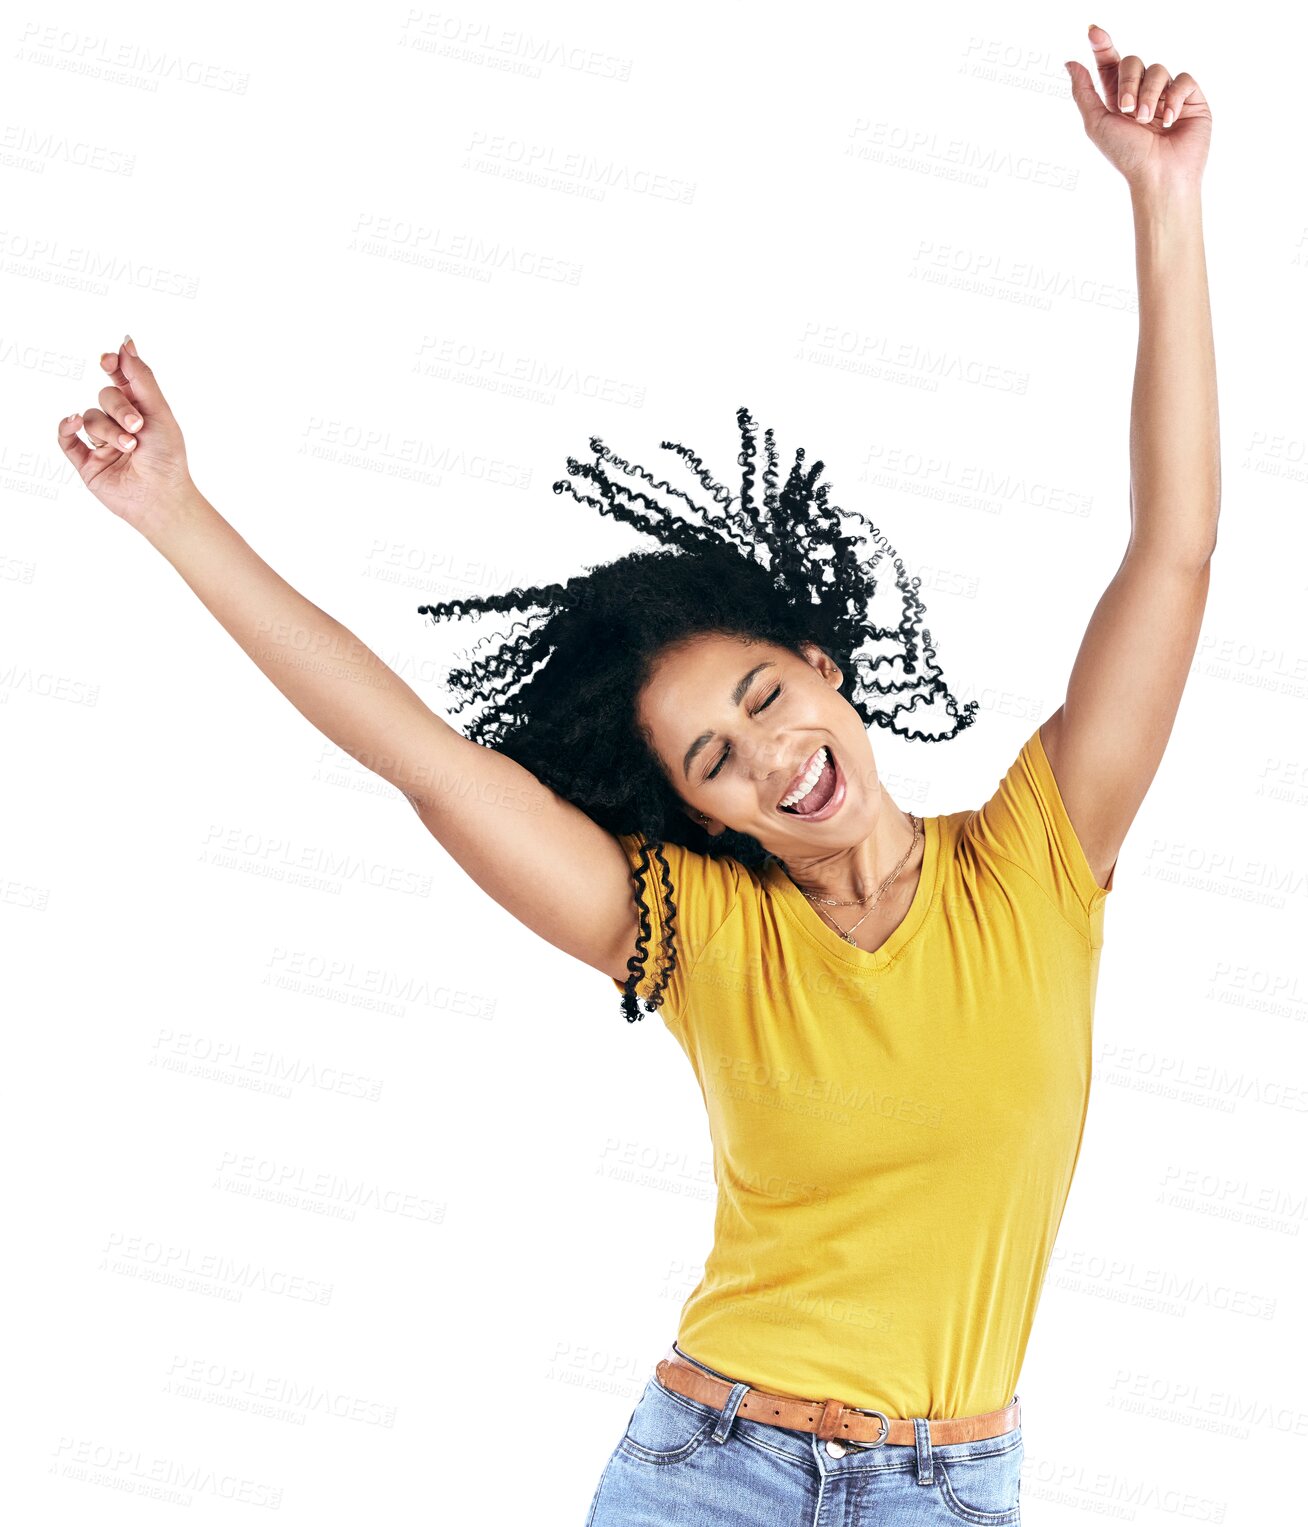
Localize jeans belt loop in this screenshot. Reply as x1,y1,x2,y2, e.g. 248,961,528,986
913,1416,934,1484
711,1380,751,1445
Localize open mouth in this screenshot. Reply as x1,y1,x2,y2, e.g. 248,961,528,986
776,745,844,821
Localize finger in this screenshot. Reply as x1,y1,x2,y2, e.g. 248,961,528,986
57,412,92,474
1088,23,1121,105
99,338,176,426
99,343,148,421
1158,71,1208,128
1117,53,1145,114
79,406,133,453
96,384,144,439
1134,63,1172,124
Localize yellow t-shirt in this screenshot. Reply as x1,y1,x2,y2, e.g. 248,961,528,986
608,722,1114,1419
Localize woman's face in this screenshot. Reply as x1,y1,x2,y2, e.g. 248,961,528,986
636,632,884,856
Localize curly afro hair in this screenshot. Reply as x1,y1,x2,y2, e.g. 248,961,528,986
417,406,976,1024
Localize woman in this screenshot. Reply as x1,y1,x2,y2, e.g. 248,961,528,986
57,23,1216,1525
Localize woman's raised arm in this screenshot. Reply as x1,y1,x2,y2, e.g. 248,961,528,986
57,338,640,987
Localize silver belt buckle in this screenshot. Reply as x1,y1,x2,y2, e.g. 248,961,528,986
832,1405,890,1453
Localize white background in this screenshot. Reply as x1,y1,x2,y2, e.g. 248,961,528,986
3,2,1306,1522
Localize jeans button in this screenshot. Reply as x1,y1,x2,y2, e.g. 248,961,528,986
825,1439,847,1457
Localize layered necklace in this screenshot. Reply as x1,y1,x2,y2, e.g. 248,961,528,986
783,813,922,946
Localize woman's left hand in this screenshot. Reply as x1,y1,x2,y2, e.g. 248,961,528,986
1065,23,1211,193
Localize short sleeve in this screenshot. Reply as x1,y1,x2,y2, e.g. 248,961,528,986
963,723,1114,927
607,831,742,1020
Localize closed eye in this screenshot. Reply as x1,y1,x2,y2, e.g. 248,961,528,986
705,685,783,782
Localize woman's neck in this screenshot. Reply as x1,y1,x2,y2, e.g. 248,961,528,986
778,804,922,905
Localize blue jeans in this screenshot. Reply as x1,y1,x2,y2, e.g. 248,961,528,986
585,1343,1024,1525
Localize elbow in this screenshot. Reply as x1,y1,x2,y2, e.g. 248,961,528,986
1126,516,1218,571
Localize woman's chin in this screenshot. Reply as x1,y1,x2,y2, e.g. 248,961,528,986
769,803,875,853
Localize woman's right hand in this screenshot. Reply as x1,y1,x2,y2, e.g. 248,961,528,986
57,336,196,533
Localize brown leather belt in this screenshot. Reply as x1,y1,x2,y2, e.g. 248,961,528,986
656,1347,1021,1448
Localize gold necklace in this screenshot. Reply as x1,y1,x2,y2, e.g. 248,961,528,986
785,814,922,946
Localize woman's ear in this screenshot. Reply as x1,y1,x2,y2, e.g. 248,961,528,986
800,641,843,689
682,803,722,835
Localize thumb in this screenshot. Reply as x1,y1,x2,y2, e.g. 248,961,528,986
1064,60,1107,131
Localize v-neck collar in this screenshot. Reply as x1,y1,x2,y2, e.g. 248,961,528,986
763,815,941,970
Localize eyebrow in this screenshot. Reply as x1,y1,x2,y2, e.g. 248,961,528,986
682,661,778,780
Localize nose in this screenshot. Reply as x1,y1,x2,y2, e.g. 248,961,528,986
737,735,787,784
